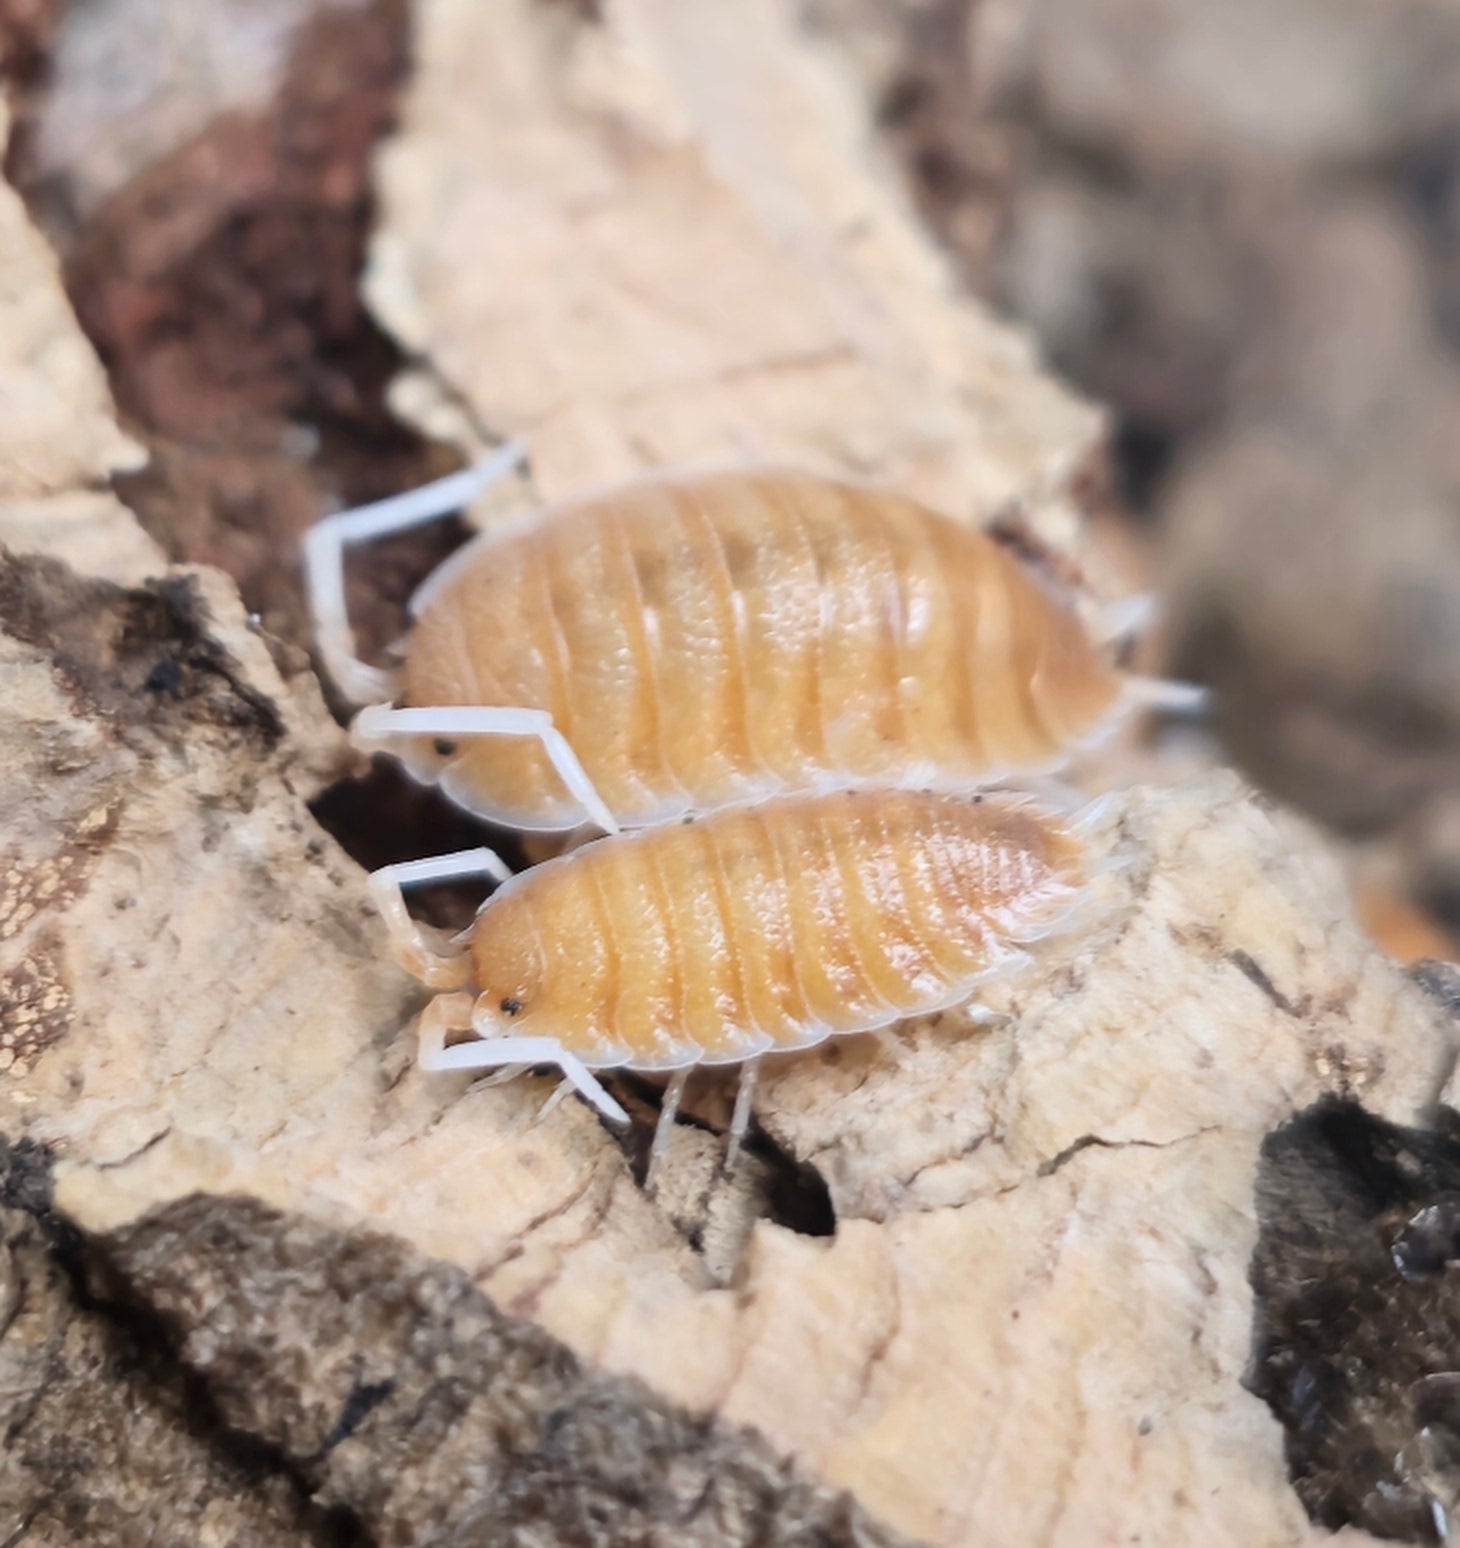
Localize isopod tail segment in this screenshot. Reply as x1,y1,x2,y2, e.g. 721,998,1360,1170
303,441,529,705
369,845,632,1129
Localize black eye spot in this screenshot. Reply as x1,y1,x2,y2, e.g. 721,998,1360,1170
434,739,458,757
500,997,523,1016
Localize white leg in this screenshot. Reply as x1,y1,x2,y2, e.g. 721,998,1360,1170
871,1027,910,1068
536,1078,574,1123
422,1003,630,1125
1123,675,1210,716
374,847,514,890
353,705,621,835
725,1060,760,1171
305,442,528,703
368,847,511,989
432,1037,624,1126
415,994,627,1125
1092,593,1158,647
416,992,477,1064
646,1069,689,1193
480,1063,530,1087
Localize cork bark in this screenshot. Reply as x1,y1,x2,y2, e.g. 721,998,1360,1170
2,7,1458,1546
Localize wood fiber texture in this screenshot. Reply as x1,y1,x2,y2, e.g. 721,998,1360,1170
91,1189,923,1548
363,0,1103,523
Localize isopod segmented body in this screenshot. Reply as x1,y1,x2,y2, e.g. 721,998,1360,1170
310,453,1181,835
372,788,1093,1127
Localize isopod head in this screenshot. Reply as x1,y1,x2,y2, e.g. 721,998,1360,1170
398,618,583,831
464,880,549,1030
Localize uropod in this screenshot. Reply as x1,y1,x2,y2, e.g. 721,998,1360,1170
369,787,1098,1167
307,448,1198,836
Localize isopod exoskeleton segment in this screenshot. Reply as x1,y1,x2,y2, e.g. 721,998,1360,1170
370,788,1097,1165
308,454,1199,834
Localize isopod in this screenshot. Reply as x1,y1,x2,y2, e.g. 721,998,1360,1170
370,788,1095,1166
307,448,1197,835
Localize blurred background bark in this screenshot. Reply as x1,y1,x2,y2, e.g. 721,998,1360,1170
805,0,1460,950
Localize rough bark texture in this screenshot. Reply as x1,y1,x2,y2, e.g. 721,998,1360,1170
0,1136,911,1548
20,0,452,672
0,1145,333,1548
363,0,1103,533
0,100,155,582
92,1188,919,1548
3,4,1460,1547
1250,1094,1460,1542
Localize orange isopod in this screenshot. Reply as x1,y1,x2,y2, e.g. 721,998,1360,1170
307,447,1191,835
369,788,1094,1156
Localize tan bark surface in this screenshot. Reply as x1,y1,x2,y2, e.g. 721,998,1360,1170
0,103,157,583
365,0,1101,537
2,5,1454,1546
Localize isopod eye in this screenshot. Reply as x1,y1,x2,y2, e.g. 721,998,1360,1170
500,997,523,1016
434,739,458,757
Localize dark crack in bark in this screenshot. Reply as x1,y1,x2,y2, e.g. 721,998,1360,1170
1,1137,920,1548
0,1137,359,1548
0,548,284,756
92,1192,920,1547
1249,1097,1460,1543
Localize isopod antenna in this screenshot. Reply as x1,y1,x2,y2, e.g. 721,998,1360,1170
304,442,528,704
1089,594,1211,718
